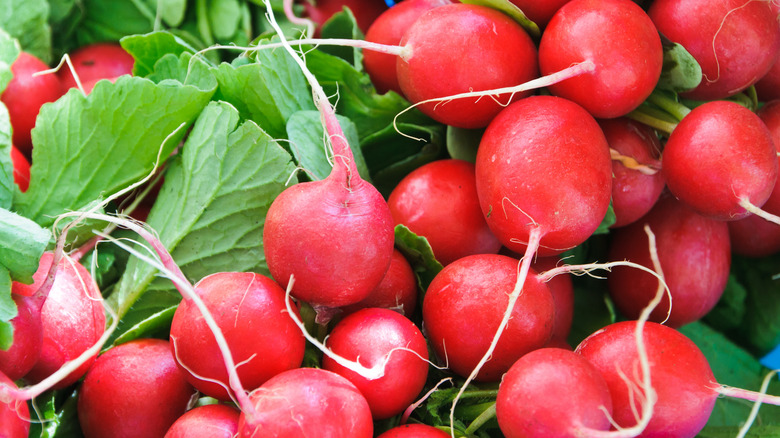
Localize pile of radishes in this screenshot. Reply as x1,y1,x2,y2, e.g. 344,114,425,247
2,0,780,437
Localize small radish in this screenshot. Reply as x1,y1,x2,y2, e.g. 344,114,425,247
164,404,240,438
539,0,663,118
600,117,665,228
388,159,501,266
607,195,731,328
77,339,196,438
376,423,450,438
58,43,134,92
0,371,29,438
423,254,555,382
363,0,452,95
169,271,306,401
236,367,373,437
495,348,613,437
322,308,429,419
340,249,418,317
1,51,63,155
648,0,780,101
396,3,539,128
661,100,778,221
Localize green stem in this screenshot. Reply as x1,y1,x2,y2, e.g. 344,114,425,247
626,105,679,136
646,91,691,122
465,402,497,435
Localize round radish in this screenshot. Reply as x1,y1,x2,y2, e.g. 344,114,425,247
423,254,555,382
575,321,718,438
388,159,501,266
376,423,450,438
396,3,539,128
661,100,778,221
77,339,196,438
302,0,388,34
648,0,780,101
0,371,30,438
237,367,373,437
496,348,612,437
1,52,63,155
340,249,418,317
169,271,306,401
363,0,452,95
607,195,731,328
58,43,134,92
475,95,612,257
756,53,780,102
539,0,663,118
322,308,429,419
10,145,30,192
533,256,574,344
164,404,240,438
0,294,41,381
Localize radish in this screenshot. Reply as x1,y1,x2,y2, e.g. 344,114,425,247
10,144,30,192
648,0,780,101
388,159,501,266
728,100,780,257
340,248,418,317
755,54,780,102
607,195,731,328
495,347,613,437
396,3,539,128
164,404,240,438
0,293,41,381
507,0,574,28
57,43,134,93
422,254,555,382
475,95,612,257
169,271,306,401
302,0,388,35
661,100,778,221
1,51,63,155
322,307,429,419
376,423,450,438
77,338,196,438
539,0,662,119
236,367,373,437
600,117,665,228
363,0,452,95
533,256,574,344
0,371,29,438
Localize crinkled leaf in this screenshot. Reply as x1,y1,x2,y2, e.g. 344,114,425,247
459,0,540,38
698,426,780,438
109,101,297,329
0,28,20,92
0,0,52,63
319,7,364,69
657,41,703,93
394,224,443,294
121,30,204,77
0,207,50,283
14,74,215,234
0,103,15,209
147,51,218,90
447,126,483,164
212,47,315,139
286,110,369,181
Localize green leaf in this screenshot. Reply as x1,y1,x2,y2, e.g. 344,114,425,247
14,74,215,233
156,0,187,27
0,28,20,93
0,0,52,63
109,101,298,327
75,0,156,47
0,265,13,350
0,103,15,209
0,208,50,283
209,0,241,41
286,110,370,181
592,202,616,235
657,41,703,93
28,388,83,438
704,274,747,332
394,224,443,294
111,304,177,347
698,425,780,438
319,7,364,69
446,126,483,164
121,30,204,77
459,0,540,38
147,51,217,90
212,47,315,139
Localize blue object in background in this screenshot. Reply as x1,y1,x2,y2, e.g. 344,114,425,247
385,0,397,6
760,343,780,371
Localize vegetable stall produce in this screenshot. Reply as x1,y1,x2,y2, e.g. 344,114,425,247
0,0,779,437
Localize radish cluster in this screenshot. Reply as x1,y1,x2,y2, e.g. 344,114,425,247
3,0,780,437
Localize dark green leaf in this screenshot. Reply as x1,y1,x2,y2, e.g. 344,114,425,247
111,304,177,346
459,0,540,38
704,274,747,332
319,7,363,69
698,425,780,438
0,0,52,63
75,0,156,47
28,388,83,438
446,126,483,164
394,224,443,294
592,202,616,235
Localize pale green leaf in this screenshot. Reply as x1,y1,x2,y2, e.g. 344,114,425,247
0,0,52,63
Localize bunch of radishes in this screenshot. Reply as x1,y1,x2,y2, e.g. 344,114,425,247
2,0,780,437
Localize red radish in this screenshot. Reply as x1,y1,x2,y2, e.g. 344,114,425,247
77,339,196,438
575,321,719,438
237,367,373,437
340,249,418,317
475,95,612,257
0,371,29,438
756,54,780,102
396,3,539,128
423,254,555,382
322,308,429,419
0,294,41,381
661,100,778,221
376,423,450,438
10,144,30,192
607,195,731,328
533,257,574,343
539,0,663,118
1,52,63,155
388,159,501,266
302,0,388,34
169,271,306,401
363,0,452,95
21,252,105,389
729,100,780,256
600,118,665,228
508,0,574,28
164,404,240,438
496,348,613,437
648,0,780,101
58,43,134,92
